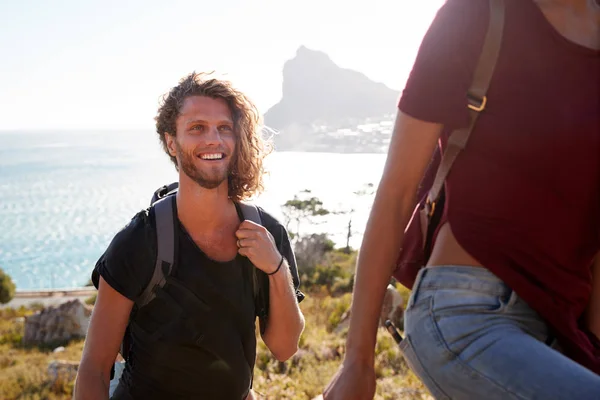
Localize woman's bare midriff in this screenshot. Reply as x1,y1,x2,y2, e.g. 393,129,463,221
426,223,483,268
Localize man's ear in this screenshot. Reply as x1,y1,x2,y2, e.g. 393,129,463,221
165,132,177,157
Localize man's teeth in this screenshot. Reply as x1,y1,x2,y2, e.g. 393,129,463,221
200,153,223,160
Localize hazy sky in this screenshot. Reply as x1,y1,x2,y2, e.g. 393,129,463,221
0,0,444,130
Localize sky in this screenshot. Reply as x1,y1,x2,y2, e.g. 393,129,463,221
0,0,444,130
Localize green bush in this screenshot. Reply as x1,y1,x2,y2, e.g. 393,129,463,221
85,294,97,306
0,268,16,304
325,294,352,332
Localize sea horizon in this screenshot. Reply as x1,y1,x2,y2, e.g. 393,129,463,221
1,129,388,291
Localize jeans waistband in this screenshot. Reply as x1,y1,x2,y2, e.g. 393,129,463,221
413,265,512,297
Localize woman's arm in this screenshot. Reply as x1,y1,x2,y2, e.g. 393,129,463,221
323,111,442,399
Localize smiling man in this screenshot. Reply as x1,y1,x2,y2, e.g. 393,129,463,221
74,72,305,400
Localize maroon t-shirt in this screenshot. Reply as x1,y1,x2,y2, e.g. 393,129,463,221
399,0,600,373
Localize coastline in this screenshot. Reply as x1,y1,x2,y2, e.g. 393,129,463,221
2,287,96,309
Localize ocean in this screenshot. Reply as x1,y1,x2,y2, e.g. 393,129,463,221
0,130,388,290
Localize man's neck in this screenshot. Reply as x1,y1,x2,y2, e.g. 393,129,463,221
175,175,235,233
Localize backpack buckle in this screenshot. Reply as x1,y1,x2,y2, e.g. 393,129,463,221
425,198,436,218
467,95,487,112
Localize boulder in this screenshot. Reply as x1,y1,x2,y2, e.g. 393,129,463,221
23,299,92,345
265,46,399,130
47,360,79,385
334,284,404,334
379,284,404,329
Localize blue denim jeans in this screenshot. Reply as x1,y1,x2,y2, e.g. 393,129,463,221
401,266,600,399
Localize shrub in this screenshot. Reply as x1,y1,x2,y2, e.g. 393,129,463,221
0,268,16,304
295,233,336,275
85,294,97,306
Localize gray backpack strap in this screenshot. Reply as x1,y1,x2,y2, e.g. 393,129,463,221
238,202,262,300
238,202,261,224
136,195,176,308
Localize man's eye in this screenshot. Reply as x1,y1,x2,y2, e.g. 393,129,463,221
191,125,204,131
219,125,233,132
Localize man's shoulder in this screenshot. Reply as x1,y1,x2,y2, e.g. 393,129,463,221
91,208,157,292
101,208,158,267
113,208,156,245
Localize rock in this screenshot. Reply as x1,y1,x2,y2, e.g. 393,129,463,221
265,46,399,131
23,299,92,346
334,284,404,333
47,360,79,385
379,284,405,329
264,46,399,153
333,310,350,335
315,345,341,362
53,346,66,353
290,349,310,367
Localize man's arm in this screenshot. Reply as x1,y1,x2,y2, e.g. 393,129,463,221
74,277,133,400
236,221,305,362
260,260,305,361
585,252,600,339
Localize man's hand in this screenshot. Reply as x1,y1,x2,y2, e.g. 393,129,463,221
235,220,282,274
323,360,376,400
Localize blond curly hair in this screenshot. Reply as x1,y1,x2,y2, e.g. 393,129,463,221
155,72,272,201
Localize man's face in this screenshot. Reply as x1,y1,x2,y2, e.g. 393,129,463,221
166,96,236,190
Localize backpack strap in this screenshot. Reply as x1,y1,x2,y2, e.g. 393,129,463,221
150,182,179,204
238,202,261,224
237,202,266,391
238,202,262,301
425,0,505,215
137,194,178,308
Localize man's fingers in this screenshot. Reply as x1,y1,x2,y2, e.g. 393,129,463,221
236,222,265,238
235,229,258,239
238,247,253,258
237,238,258,248
239,220,261,230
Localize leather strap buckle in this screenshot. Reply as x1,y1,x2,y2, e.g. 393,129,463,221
426,198,436,218
467,95,487,112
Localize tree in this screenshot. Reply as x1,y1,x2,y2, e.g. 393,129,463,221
0,268,16,304
336,183,375,253
281,190,330,240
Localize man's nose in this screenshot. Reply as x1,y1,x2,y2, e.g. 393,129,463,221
203,126,222,145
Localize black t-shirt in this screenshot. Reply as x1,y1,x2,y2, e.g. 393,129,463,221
92,203,303,400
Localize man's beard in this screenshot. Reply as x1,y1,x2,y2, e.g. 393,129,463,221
175,142,230,190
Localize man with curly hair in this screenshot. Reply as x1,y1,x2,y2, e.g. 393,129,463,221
74,72,305,400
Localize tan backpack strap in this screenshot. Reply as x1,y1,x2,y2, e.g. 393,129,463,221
426,0,505,215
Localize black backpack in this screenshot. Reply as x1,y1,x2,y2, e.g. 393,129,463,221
112,182,268,378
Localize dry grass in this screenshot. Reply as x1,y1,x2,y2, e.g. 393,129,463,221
0,307,84,400
252,293,431,400
0,295,430,400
